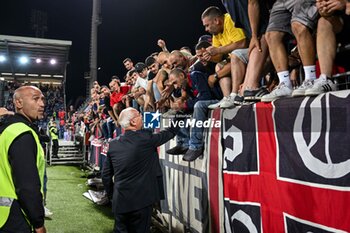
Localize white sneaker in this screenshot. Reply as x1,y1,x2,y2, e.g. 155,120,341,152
44,206,53,218
220,93,237,108
292,79,314,97
208,97,229,109
261,82,292,102
305,76,337,96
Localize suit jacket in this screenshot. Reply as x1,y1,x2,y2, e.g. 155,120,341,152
102,127,177,214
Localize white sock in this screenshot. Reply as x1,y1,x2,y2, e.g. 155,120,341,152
319,73,327,81
277,71,291,88
230,92,237,97
304,65,316,81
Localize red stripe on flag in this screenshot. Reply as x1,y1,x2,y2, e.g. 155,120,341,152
255,102,282,232
209,109,221,233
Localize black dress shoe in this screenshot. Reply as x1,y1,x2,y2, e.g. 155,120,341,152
166,145,189,155
182,148,204,162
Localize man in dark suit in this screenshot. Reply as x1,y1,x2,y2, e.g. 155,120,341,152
102,107,178,233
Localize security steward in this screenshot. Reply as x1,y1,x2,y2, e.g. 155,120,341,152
49,121,59,158
0,86,46,233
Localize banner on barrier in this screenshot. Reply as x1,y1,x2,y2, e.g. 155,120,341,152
223,91,350,233
159,109,223,233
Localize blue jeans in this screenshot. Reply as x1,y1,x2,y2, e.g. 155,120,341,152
189,100,218,150
115,126,122,138
176,100,218,150
132,99,139,110
176,127,190,148
107,120,115,138
102,120,116,139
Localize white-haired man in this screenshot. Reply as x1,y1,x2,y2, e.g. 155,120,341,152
102,107,178,233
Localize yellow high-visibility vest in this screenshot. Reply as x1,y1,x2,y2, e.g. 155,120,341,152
0,122,45,228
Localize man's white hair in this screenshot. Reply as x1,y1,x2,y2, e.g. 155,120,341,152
118,107,137,129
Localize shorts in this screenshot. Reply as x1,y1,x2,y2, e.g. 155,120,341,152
266,0,319,34
231,48,249,64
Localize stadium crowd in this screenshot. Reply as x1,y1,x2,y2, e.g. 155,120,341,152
1,1,350,232
68,1,350,163
2,1,350,163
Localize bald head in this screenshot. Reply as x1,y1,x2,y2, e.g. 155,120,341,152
169,50,188,70
158,51,169,59
14,86,40,101
157,51,172,70
13,85,45,122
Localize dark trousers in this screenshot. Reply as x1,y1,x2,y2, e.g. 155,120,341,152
52,139,59,156
0,201,32,233
114,205,152,233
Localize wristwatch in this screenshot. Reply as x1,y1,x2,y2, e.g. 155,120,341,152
214,72,219,80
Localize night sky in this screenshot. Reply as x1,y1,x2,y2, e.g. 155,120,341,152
1,0,224,105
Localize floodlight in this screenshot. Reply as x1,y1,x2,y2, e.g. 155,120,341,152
50,59,56,65
36,58,42,64
0,55,6,62
19,56,29,64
